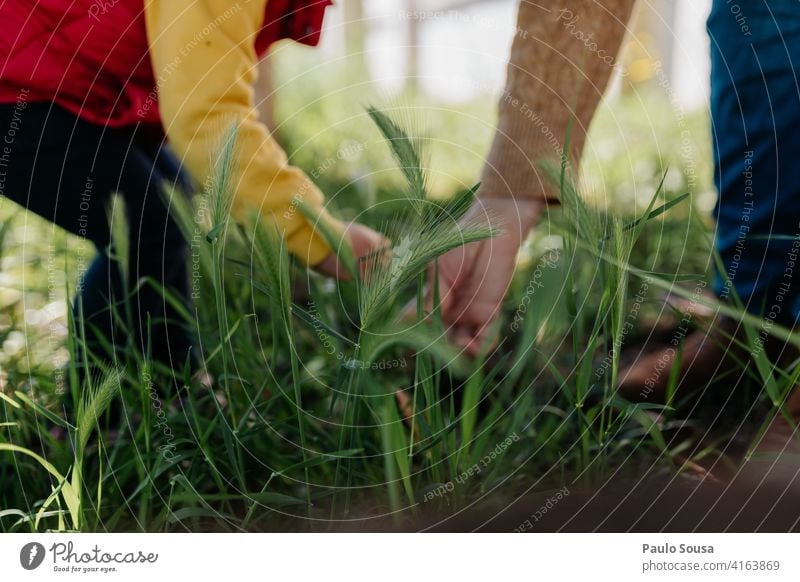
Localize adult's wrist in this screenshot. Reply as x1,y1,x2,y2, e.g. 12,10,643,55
471,194,546,244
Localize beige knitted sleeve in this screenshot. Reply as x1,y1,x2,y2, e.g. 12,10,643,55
480,0,636,201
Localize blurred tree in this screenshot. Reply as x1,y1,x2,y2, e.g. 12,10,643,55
255,53,275,130
624,0,677,85
343,0,367,71
407,0,420,92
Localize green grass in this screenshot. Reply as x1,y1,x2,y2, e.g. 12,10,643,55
2,93,798,531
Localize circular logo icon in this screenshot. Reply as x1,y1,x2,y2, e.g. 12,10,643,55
20,542,46,570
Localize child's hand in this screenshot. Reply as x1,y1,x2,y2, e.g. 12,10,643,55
431,197,544,356
314,222,389,281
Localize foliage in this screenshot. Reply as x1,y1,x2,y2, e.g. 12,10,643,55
1,94,794,532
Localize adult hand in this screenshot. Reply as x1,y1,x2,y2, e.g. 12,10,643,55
313,221,388,280
432,197,544,356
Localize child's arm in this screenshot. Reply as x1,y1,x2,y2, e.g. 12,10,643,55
144,0,340,266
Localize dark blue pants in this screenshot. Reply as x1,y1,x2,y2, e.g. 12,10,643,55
0,103,195,371
709,0,800,324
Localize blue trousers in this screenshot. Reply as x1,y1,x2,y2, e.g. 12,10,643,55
0,103,195,371
709,0,800,324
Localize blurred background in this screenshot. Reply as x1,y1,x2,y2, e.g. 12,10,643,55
266,0,714,203
0,0,717,377
312,0,710,105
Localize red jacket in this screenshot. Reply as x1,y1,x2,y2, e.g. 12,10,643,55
0,0,331,128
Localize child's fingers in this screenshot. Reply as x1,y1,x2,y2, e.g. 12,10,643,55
345,221,390,281
313,252,351,281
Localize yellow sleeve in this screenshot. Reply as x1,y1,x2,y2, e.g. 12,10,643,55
144,0,341,265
